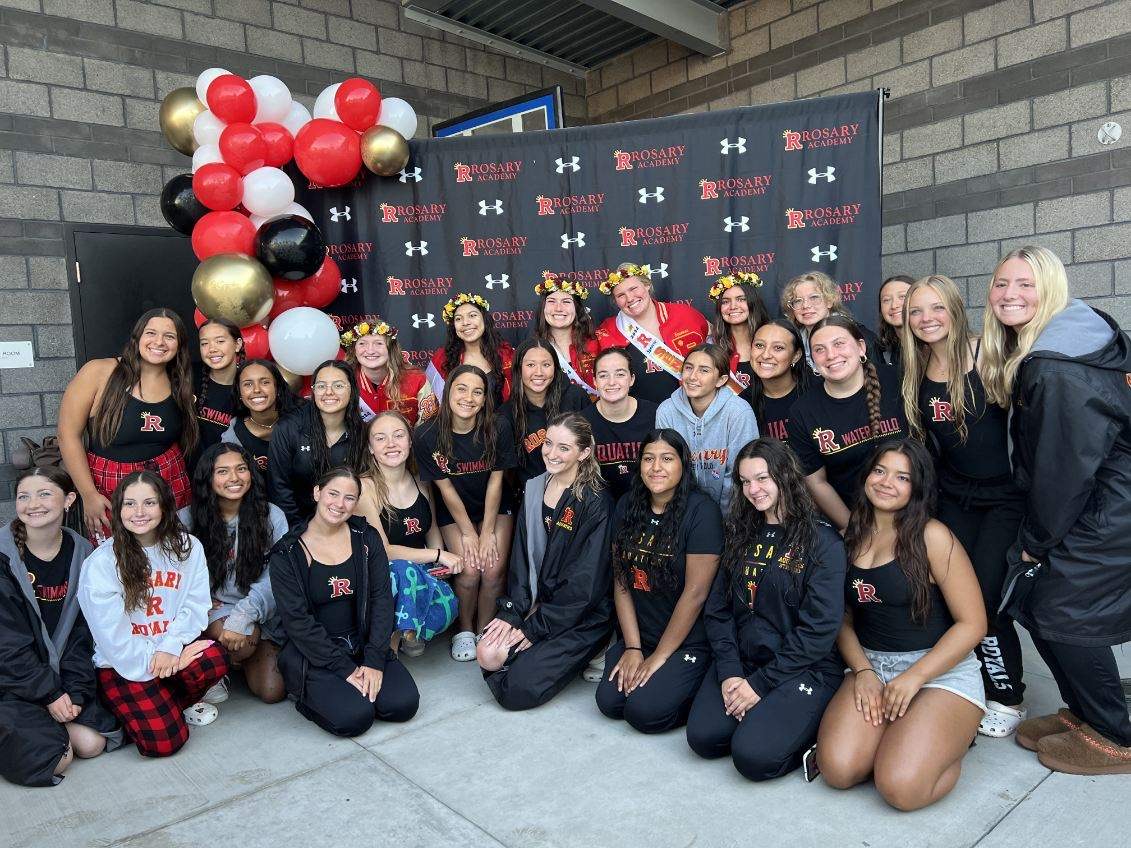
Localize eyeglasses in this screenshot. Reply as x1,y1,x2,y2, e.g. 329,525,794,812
313,381,348,392
789,294,825,309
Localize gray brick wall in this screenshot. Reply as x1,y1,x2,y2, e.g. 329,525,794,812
0,0,587,518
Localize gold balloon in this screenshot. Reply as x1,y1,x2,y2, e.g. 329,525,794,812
361,126,410,176
192,254,274,327
159,87,205,155
276,364,303,391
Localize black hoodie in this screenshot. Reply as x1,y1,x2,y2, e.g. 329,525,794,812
1003,301,1131,646
268,404,355,526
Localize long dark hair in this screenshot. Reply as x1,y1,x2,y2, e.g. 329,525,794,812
443,300,505,378
710,281,771,357
746,319,811,422
509,338,567,453
309,360,368,477
190,443,274,595
612,429,696,595
844,439,938,624
533,288,596,355
93,308,198,458
436,364,497,469
811,314,883,438
720,438,818,594
11,466,76,559
231,358,301,420
109,470,190,612
196,318,244,420
877,274,914,356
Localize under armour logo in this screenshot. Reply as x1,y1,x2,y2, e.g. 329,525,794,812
411,313,435,328
798,683,813,695
339,278,358,293
329,206,351,222
811,244,838,262
299,445,311,452
720,137,746,154
554,156,580,173
683,653,697,664
807,166,836,184
398,166,422,183
723,215,749,233
405,241,428,256
637,186,665,204
641,262,668,279
478,199,503,216
484,274,509,289
561,232,585,248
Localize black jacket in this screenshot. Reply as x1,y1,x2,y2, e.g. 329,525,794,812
1004,302,1131,646
268,404,354,526
269,517,394,699
704,522,845,696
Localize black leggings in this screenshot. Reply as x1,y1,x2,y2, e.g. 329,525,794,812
1030,636,1131,747
685,662,837,781
595,640,709,733
296,656,419,737
937,479,1026,706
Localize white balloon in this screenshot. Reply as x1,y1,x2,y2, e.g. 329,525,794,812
269,307,342,375
281,101,312,136
241,166,295,218
377,97,417,140
250,202,313,230
312,83,342,121
191,143,223,172
250,75,293,124
192,110,226,147
196,67,231,103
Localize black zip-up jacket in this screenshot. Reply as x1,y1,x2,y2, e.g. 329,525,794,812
1004,301,1131,646
704,521,846,696
268,404,353,526
269,517,394,698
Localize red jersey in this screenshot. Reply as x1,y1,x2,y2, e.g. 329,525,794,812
596,301,709,357
355,366,437,426
426,342,515,404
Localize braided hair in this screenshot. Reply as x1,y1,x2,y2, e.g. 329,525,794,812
11,466,76,559
196,318,245,421
811,314,884,439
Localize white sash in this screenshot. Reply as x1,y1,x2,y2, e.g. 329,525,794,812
357,395,378,423
616,312,686,380
551,342,596,396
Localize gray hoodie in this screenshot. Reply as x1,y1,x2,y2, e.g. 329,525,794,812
656,388,759,508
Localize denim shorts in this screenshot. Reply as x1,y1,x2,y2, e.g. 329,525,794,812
861,647,986,712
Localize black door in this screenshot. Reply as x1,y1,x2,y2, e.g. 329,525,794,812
66,225,199,363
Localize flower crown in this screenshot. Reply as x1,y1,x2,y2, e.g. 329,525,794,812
707,272,763,301
534,276,589,301
598,263,648,295
442,292,490,324
340,319,397,347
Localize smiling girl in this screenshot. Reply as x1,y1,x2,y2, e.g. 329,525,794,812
221,358,302,486
746,320,811,441
343,319,436,426
707,273,771,392
195,318,244,454
780,272,881,371
877,275,913,367
427,293,515,405
533,277,600,395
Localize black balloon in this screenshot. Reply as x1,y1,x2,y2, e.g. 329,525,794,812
255,215,327,281
160,173,207,235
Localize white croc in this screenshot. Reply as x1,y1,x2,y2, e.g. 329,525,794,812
978,701,1027,738
201,676,229,704
450,630,477,662
183,702,219,727
581,653,605,683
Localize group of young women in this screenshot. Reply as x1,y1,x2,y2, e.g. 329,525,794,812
4,246,1128,806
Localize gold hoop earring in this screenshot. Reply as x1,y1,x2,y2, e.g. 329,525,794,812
859,354,868,364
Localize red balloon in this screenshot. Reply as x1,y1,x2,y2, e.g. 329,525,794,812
193,308,208,328
257,122,294,168
206,74,256,124
335,78,382,132
191,210,257,260
219,123,267,175
240,323,270,359
268,279,305,320
192,162,243,211
300,257,342,309
293,119,362,188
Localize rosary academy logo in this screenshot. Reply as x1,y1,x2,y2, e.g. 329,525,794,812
453,159,523,183
699,175,772,199
782,123,861,151
785,203,862,229
536,193,605,216
702,252,776,276
838,280,863,302
379,202,446,224
327,241,373,262
929,397,955,422
613,145,686,170
491,308,536,330
542,268,610,289
460,235,528,257
618,222,689,247
387,275,453,297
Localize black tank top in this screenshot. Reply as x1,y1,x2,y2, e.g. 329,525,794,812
305,549,358,639
91,394,183,462
918,366,1011,481
846,560,953,652
196,376,235,451
379,489,431,549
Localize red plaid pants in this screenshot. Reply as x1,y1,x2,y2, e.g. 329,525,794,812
97,642,228,757
87,443,192,509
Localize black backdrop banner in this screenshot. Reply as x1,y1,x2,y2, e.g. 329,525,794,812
295,91,882,372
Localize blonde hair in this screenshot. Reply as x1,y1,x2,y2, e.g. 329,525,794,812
780,271,846,320
362,410,418,525
980,246,1069,407
899,276,977,441
547,412,604,499
349,332,410,405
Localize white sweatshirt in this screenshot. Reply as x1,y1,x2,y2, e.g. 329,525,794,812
79,535,211,682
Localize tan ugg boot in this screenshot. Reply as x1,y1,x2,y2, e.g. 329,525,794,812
1016,709,1080,751
1036,724,1131,775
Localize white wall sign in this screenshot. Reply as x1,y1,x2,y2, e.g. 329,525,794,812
0,341,34,368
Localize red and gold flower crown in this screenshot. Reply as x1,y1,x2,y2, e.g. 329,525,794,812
534,276,589,301
708,272,763,301
442,292,490,324
340,319,397,347
598,263,648,295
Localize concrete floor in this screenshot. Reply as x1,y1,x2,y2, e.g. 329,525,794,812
3,636,1130,848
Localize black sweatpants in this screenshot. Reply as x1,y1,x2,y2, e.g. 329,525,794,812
1030,635,1131,747
296,656,419,737
937,478,1026,706
595,640,709,733
685,662,837,781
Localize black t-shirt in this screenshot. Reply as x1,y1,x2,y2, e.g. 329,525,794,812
197,375,236,452
787,367,907,507
612,490,722,650
919,368,1012,481
581,399,658,502
27,534,74,635
231,418,271,474
380,489,432,549
758,386,800,442
624,345,680,405
846,560,953,652
414,418,518,526
503,383,590,483
307,553,358,639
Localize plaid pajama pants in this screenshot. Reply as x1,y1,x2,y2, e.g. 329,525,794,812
97,642,228,757
87,443,192,509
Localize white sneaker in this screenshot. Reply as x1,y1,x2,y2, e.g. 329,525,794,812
201,676,229,704
582,653,605,683
450,631,477,662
